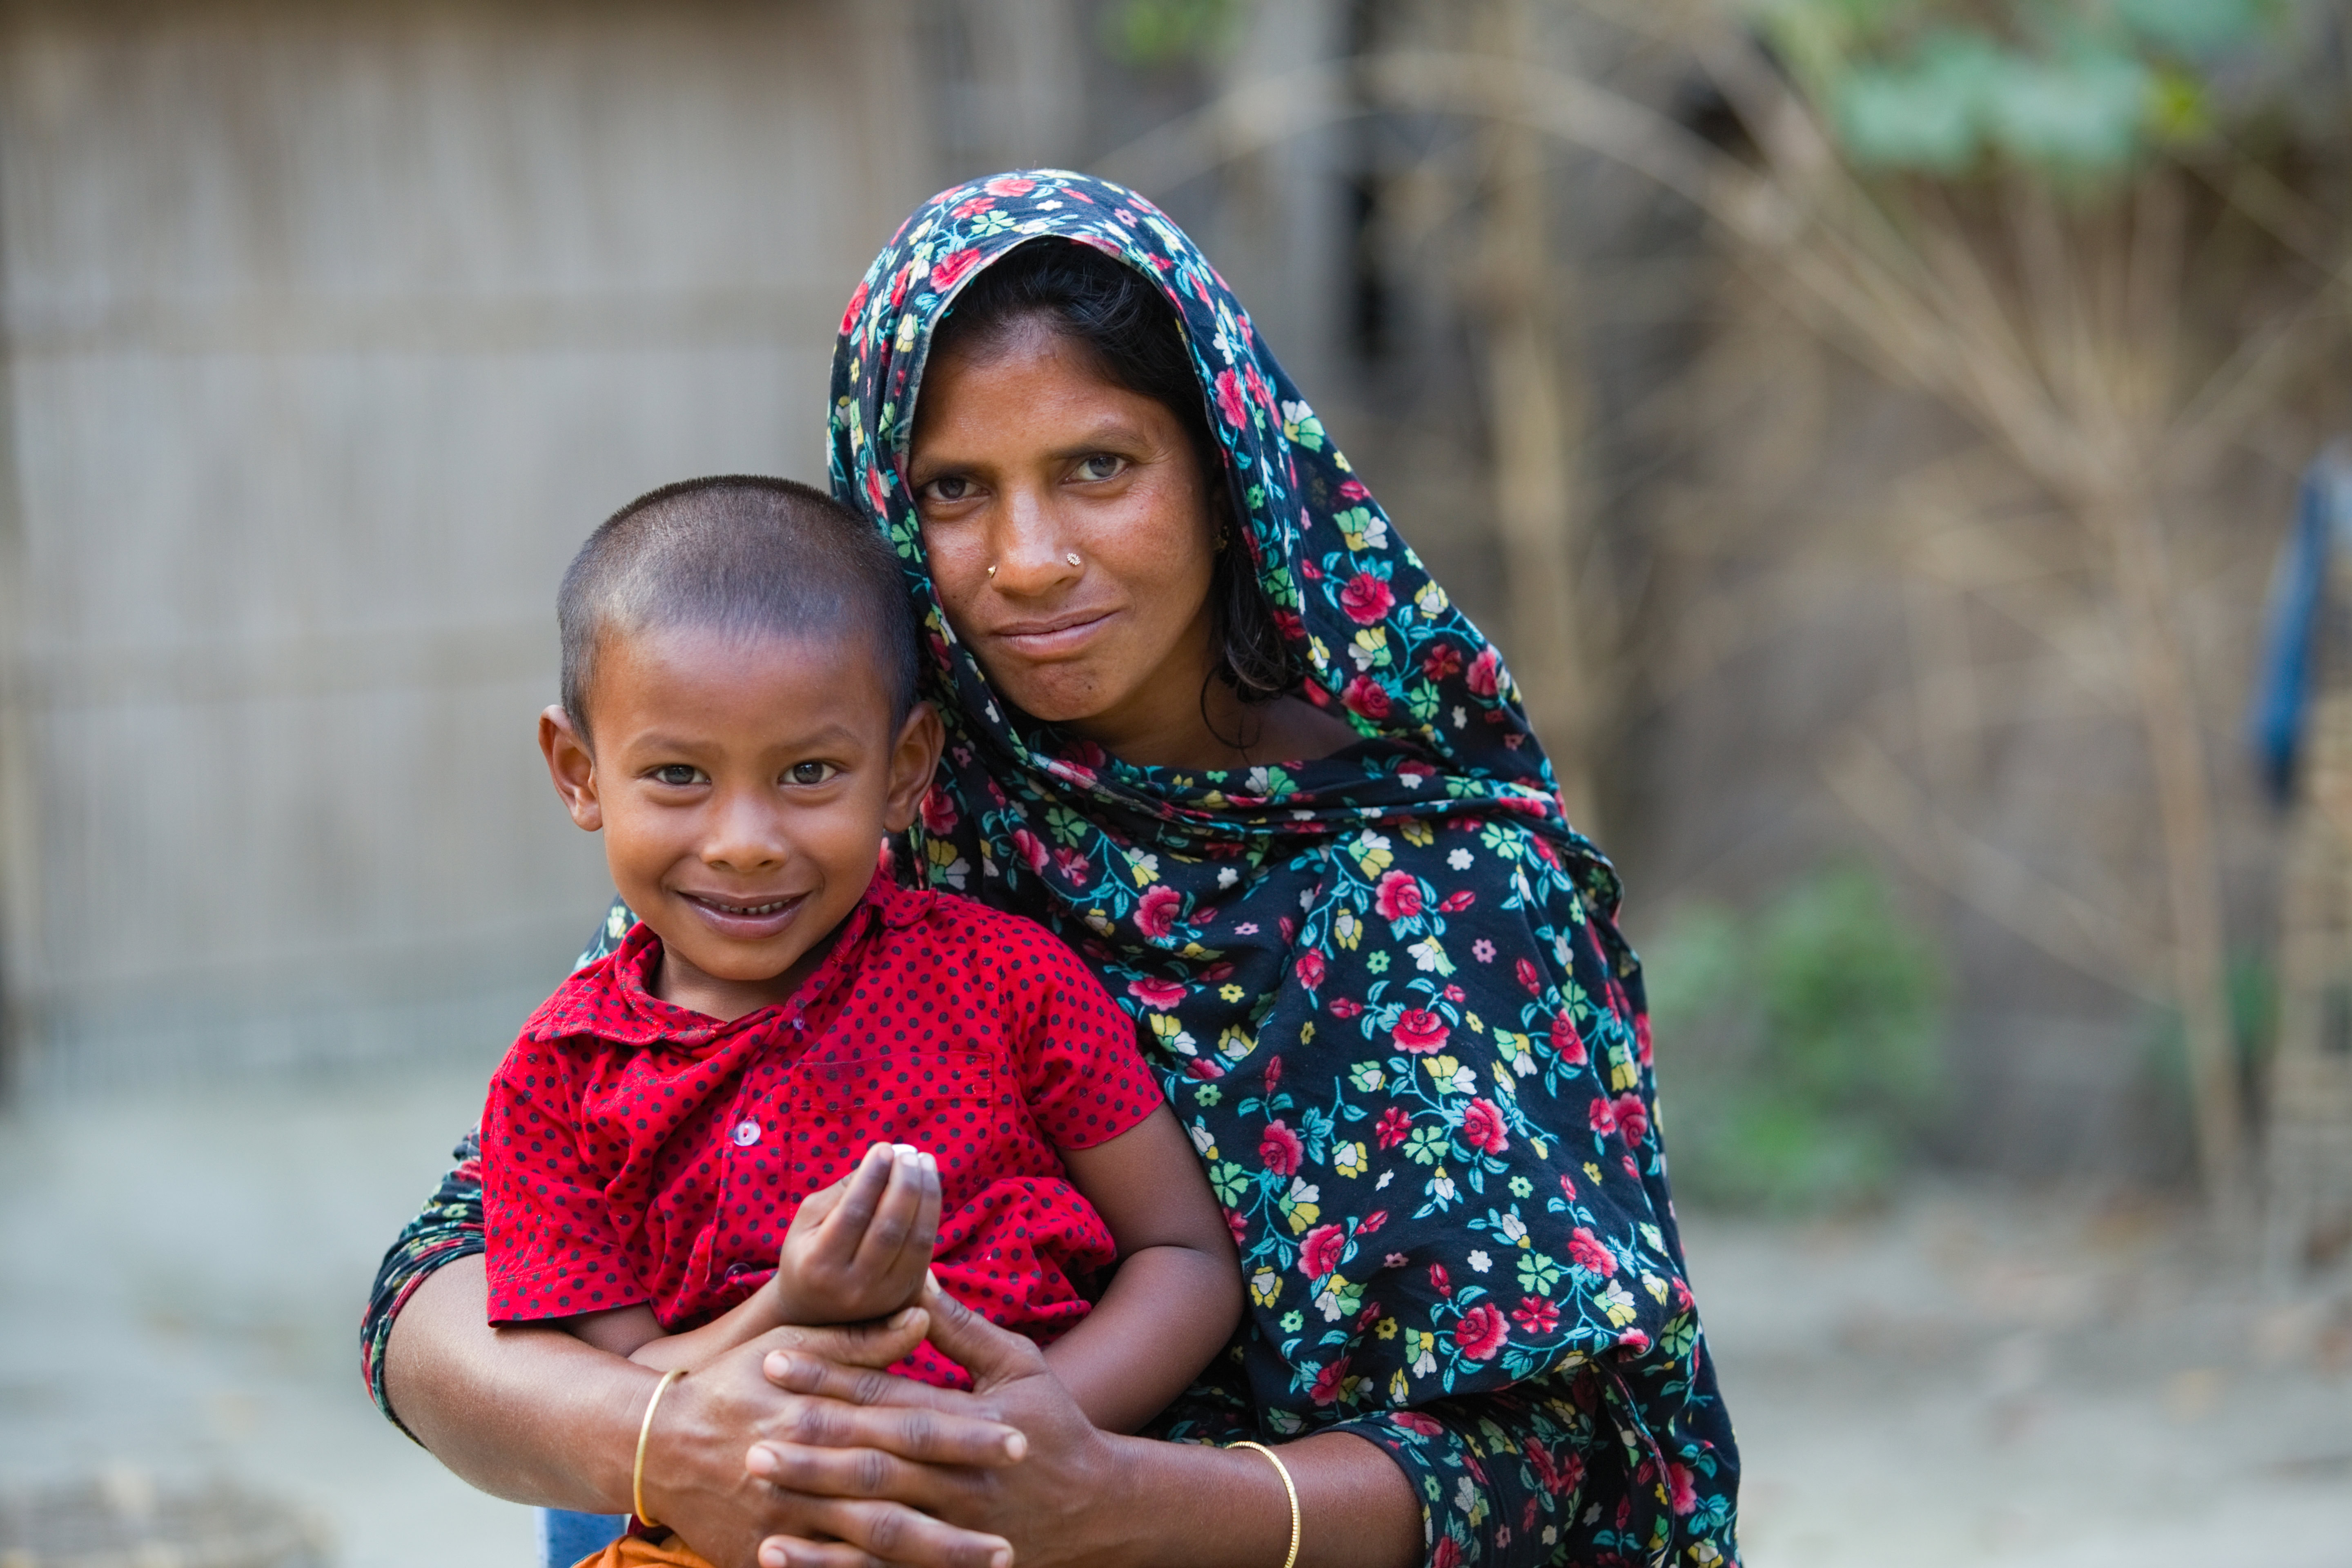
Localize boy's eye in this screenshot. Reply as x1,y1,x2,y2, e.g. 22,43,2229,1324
650,764,705,788
786,761,838,786
1074,453,1125,482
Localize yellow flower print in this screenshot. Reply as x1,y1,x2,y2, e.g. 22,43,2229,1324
1389,1368,1410,1404
1351,831,1394,877
1217,1025,1255,1059
1598,1280,1637,1327
1127,849,1160,887
1309,635,1332,670
1083,908,1114,938
1250,1269,1282,1307
1414,581,1450,619
1301,1021,1316,1044
1401,819,1435,849
1283,1178,1321,1232
1642,1272,1669,1304
895,312,918,352
1219,984,1245,1002
1584,1162,1604,1185
1376,1316,1400,1340
1332,907,1363,950
1426,1054,1461,1084
1149,1012,1198,1056
1332,1141,1369,1179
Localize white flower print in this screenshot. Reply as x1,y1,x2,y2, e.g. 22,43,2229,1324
1448,847,1474,870
1468,1250,1492,1274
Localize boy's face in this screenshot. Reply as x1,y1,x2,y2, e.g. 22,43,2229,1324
539,623,942,1022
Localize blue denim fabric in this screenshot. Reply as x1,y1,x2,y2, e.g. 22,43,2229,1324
539,1508,628,1568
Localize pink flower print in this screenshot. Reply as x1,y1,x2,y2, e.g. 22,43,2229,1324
1620,1328,1652,1356
837,278,870,337
863,463,890,515
1515,958,1544,996
928,245,984,294
1263,1054,1282,1093
982,174,1037,197
1550,1011,1588,1066
1588,1097,1619,1137
1375,1107,1413,1149
1134,884,1183,939
1429,1262,1452,1297
1472,939,1496,962
1393,1009,1450,1054
1459,1097,1509,1154
1510,1296,1560,1336
1341,674,1391,720
1374,871,1423,920
1354,1209,1389,1236
1443,984,1466,1003
1054,847,1091,886
1011,828,1049,873
1613,1092,1649,1147
949,196,994,220
1339,573,1395,625
1308,1357,1353,1407
1126,977,1187,1010
1299,1223,1347,1279
1438,890,1475,913
1453,1303,1508,1361
1566,1227,1617,1278
1466,646,1501,698
1260,1120,1304,1176
1295,950,1327,991
1330,996,1364,1020
918,787,958,835
1395,1411,1444,1438
1214,368,1247,429
1337,477,1371,503
1636,1013,1654,1066
1226,1208,1249,1245
1422,643,1463,680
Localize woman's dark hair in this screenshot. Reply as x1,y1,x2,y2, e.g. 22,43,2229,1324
930,239,1298,717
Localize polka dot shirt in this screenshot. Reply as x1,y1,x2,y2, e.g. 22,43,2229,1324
481,876,1163,1386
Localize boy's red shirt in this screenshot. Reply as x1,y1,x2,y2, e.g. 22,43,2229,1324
480,875,1164,1385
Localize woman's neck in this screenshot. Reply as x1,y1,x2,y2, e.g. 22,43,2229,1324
1069,682,1361,773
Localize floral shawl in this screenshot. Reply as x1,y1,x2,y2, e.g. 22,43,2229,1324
826,171,1739,1568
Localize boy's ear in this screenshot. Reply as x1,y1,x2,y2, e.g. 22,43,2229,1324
539,705,604,831
882,702,946,834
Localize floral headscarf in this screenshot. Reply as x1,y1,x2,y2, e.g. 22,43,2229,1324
830,172,1738,1568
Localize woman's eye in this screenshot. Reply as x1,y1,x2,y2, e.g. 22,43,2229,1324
786,761,838,786
1074,453,1125,482
922,475,973,504
650,764,704,788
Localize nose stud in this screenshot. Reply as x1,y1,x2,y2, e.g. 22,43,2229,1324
1065,552,1082,566
987,564,998,578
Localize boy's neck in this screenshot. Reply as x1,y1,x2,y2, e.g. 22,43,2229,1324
646,916,854,1023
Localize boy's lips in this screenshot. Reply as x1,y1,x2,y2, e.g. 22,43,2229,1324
679,889,808,941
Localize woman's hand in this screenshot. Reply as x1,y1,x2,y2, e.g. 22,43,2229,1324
747,1279,1133,1568
743,1279,1424,1568
653,1307,1028,1568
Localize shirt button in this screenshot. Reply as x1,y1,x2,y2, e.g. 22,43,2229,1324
732,1120,761,1147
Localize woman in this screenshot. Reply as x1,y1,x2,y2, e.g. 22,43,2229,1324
366,171,1739,1568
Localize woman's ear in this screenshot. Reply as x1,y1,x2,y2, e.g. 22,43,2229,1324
539,705,604,831
882,702,947,832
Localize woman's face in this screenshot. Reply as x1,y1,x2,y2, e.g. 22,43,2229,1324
906,318,1222,764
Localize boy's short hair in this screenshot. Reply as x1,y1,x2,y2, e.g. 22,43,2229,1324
559,475,919,742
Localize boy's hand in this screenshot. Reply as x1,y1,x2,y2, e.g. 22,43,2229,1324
773,1142,942,1325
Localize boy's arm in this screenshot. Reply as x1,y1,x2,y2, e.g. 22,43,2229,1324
1050,1103,1245,1434
563,1142,943,1373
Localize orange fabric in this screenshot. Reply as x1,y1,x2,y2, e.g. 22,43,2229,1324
571,1533,717,1568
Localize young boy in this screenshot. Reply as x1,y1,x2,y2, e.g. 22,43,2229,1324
480,475,1241,1447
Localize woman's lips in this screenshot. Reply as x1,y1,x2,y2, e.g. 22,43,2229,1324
679,890,807,942
992,608,1117,658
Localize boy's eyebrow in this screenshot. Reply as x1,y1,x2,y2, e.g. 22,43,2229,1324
628,722,869,754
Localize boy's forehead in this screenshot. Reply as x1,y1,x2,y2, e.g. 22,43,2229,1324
591,619,896,734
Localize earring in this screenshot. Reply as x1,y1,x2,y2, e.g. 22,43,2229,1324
1065,551,1082,566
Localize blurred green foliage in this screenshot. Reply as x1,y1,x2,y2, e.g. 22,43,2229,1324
1748,0,2290,177
1097,0,1242,67
1646,865,1947,1210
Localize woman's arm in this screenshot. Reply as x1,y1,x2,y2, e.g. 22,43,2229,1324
1050,1105,1243,1434
747,1281,1422,1568
377,1188,1029,1568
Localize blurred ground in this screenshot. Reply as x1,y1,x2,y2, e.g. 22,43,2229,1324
4,1069,2350,1566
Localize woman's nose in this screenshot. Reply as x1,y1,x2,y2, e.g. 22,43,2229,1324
986,486,1080,595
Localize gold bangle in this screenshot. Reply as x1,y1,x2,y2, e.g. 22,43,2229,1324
1229,1440,1300,1568
633,1368,687,1530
